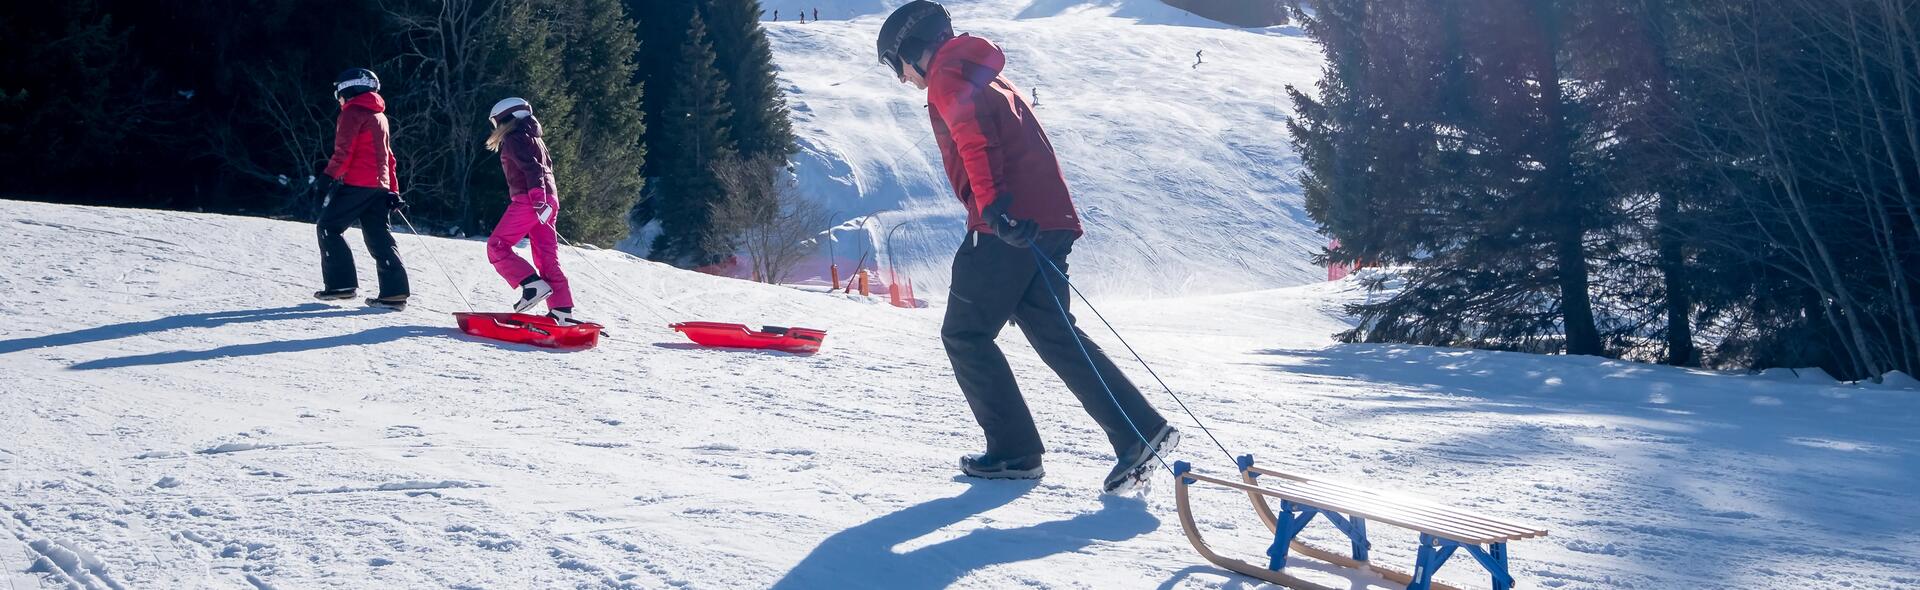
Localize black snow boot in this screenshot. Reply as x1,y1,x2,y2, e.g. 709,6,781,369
314,288,356,301
365,294,409,311
1103,424,1180,494
960,453,1045,480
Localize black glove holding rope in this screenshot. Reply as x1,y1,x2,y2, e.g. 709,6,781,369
983,198,1037,249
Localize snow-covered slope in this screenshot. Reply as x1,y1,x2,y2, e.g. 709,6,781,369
760,0,1324,298
3,200,1917,589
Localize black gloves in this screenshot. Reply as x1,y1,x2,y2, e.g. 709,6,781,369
386,191,408,212
983,199,1038,249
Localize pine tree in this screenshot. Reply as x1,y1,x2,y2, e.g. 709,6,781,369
555,0,649,246
701,0,797,161
646,9,738,266
499,0,576,203
625,0,687,233
495,0,647,246
1298,0,1613,355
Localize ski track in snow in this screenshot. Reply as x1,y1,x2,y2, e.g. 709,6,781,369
2,200,1917,589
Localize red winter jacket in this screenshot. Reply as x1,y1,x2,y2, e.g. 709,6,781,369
324,93,400,193
497,114,557,199
926,34,1081,236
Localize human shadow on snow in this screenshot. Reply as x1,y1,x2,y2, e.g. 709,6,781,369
67,324,575,370
0,303,379,356
770,480,1158,590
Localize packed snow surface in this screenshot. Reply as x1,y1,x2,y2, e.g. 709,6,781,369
3,200,1916,589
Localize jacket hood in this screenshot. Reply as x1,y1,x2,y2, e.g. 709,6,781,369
929,34,1005,80
342,92,386,113
516,114,544,138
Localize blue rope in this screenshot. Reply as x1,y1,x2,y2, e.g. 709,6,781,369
1031,246,1242,471
1028,245,1174,476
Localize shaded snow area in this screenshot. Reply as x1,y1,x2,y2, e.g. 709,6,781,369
759,0,1325,299
2,200,1915,589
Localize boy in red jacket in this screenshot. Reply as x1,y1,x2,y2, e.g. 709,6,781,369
878,1,1177,493
315,68,409,309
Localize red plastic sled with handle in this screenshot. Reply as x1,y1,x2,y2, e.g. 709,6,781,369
454,312,603,349
671,322,825,353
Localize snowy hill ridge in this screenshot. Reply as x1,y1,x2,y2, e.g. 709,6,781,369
759,0,1325,299
2,199,1917,589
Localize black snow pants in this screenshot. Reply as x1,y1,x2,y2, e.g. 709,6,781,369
942,230,1168,459
317,185,410,298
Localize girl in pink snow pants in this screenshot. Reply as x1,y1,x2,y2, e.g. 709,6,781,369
484,97,577,325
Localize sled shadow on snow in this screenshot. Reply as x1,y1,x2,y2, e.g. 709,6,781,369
770,480,1158,590
66,324,573,370
650,342,812,356
0,303,382,356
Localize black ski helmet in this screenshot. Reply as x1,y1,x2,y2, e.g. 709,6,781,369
333,68,380,100
877,0,952,76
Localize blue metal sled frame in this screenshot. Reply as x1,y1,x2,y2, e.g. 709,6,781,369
1172,455,1532,590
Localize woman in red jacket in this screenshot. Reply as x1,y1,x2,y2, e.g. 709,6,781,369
315,68,410,309
483,97,576,325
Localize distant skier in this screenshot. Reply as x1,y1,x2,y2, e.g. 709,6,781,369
813,7,820,21
314,68,410,310
800,12,807,23
483,97,578,326
1193,50,1203,69
773,9,779,21
876,0,1179,493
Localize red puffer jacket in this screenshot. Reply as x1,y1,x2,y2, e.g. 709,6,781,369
324,92,399,192
497,114,557,198
926,34,1081,236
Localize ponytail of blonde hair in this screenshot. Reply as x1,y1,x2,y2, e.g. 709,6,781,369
485,117,520,152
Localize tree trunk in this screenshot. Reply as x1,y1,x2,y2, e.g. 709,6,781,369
1535,0,1604,356
1657,190,1695,365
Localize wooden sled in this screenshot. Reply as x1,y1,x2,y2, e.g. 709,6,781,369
1172,456,1546,590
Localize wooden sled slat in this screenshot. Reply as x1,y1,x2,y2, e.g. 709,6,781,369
1186,471,1507,545
1248,467,1547,539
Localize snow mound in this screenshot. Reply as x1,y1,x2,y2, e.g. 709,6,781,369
1873,369,1920,390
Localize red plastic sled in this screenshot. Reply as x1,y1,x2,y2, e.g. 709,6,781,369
454,312,603,349
671,321,826,353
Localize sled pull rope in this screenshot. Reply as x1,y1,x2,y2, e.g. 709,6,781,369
1031,246,1240,472
538,216,674,324
1029,245,1174,477
397,209,476,313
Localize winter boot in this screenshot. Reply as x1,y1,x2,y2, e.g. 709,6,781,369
514,275,552,313
365,294,408,311
314,288,356,301
547,307,580,326
959,453,1045,480
1103,424,1181,494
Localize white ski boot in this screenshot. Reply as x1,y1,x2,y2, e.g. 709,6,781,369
514,277,552,313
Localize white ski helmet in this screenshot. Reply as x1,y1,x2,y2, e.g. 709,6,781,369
488,97,532,123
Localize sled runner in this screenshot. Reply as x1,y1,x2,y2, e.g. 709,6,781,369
1172,456,1545,590
454,312,602,349
670,322,825,353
